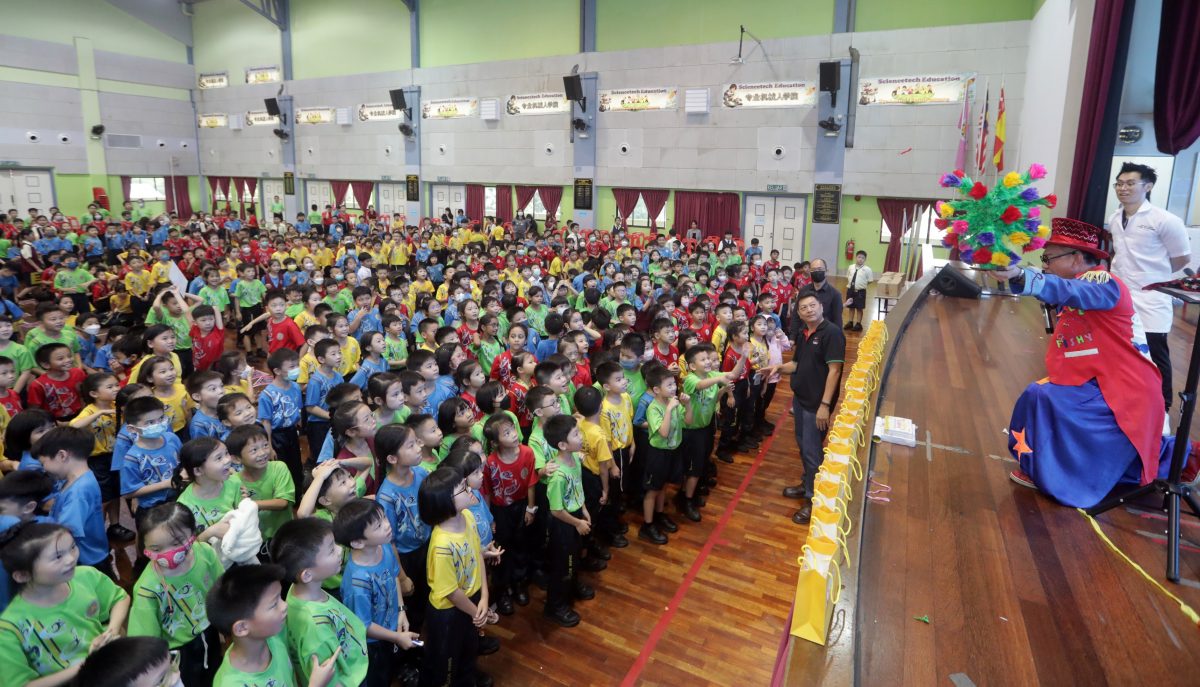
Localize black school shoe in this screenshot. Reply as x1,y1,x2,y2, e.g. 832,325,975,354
496,594,515,616
580,557,607,572
574,583,595,600
544,606,581,627
610,533,630,548
590,543,612,560
656,512,679,533
475,672,494,687
514,586,530,606
638,523,668,545
478,634,500,656
676,494,701,522
107,524,136,542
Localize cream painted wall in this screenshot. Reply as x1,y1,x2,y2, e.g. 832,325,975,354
291,0,411,79
191,0,283,82
3,0,188,63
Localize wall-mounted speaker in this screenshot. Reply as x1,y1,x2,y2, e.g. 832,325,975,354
264,98,281,117
389,89,406,111
819,62,840,93
927,265,982,299
563,74,583,102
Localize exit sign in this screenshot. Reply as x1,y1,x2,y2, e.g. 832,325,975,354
766,184,787,192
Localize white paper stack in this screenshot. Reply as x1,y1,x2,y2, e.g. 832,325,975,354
873,416,917,448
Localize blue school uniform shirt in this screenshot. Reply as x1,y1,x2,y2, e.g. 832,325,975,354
295,220,311,233
349,357,388,390
534,337,559,362
634,390,655,426
414,248,431,263
127,231,149,250
467,488,494,547
33,238,55,255
0,299,24,320
0,274,20,299
316,432,336,464
375,467,432,554
328,224,343,242
424,375,458,416
342,544,403,639
90,343,113,372
427,263,444,284
78,334,97,367
189,409,229,440
349,306,382,335
187,275,206,295
258,381,303,429
83,236,104,258
120,433,182,509
106,231,127,251
151,225,169,245
110,425,135,471
304,368,339,422
282,270,309,288
51,471,108,566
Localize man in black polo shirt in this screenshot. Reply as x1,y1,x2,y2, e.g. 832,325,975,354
767,292,846,524
789,258,842,340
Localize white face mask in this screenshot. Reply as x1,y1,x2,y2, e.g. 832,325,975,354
83,323,102,336
312,276,325,285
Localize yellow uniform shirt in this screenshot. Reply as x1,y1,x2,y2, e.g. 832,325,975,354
577,418,614,476
427,509,483,610
711,325,728,356
270,251,291,264
77,404,117,455
314,247,334,268
549,257,564,277
290,246,311,262
149,261,172,285
293,310,319,333
124,270,154,298
429,234,446,250
448,235,465,251
491,226,505,241
157,382,191,432
128,351,182,384
297,352,319,385
336,336,360,376
600,392,634,450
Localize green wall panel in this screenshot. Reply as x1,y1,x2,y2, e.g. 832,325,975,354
419,0,579,67
292,0,411,79
3,0,187,63
597,0,835,52
53,174,102,217
192,0,283,82
854,0,1035,32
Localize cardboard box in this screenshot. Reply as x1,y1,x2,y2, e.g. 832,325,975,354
876,272,905,298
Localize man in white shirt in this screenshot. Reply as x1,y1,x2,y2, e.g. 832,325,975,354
1106,162,1191,409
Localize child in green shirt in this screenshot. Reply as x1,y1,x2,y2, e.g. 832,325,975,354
227,424,295,543
207,563,340,687
542,414,589,628
0,523,130,686
641,366,687,546
127,502,223,686
174,436,243,544
271,518,370,687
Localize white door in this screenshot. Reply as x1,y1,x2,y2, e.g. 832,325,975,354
305,180,332,213
430,184,465,219
744,195,807,264
261,179,285,219
377,183,407,217
0,170,55,215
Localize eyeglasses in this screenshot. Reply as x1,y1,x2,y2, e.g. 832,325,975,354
1113,180,1146,189
1040,250,1079,265
454,483,471,497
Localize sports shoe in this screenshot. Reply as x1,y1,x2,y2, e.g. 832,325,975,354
1009,469,1037,489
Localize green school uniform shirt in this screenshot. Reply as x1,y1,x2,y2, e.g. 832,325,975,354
312,509,345,591
285,590,368,687
528,422,552,471
53,267,92,294
384,334,408,365
285,303,305,318
146,308,193,349
128,541,223,648
234,279,267,308
546,454,585,512
470,410,519,449
176,475,244,533
0,341,34,376
241,462,295,539
623,368,647,415
524,304,549,335
213,633,295,687
473,337,504,377
24,327,80,356
199,284,231,310
683,371,720,429
647,399,684,450
325,288,354,315
0,567,127,683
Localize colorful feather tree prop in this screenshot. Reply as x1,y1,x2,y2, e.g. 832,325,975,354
935,164,1058,268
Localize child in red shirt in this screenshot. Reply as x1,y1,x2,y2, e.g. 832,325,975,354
244,290,305,354
189,304,225,371
0,356,23,417
27,342,87,420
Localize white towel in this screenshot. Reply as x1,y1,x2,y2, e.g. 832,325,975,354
213,499,263,567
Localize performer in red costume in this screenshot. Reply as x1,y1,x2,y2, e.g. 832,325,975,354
994,218,1198,507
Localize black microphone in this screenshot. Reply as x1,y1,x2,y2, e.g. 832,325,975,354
1042,303,1055,334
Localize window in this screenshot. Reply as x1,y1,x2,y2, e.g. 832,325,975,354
879,205,943,245
342,187,374,211
484,186,497,217
520,191,555,221
129,177,166,201
629,196,667,227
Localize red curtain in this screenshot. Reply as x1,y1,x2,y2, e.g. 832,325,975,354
164,176,192,217
514,185,537,215
1066,0,1131,221
330,180,351,213
538,186,563,222
641,189,669,230
207,177,219,213
120,176,132,205
495,185,512,221
1155,0,1200,154
673,191,740,238
245,178,259,219
879,198,936,272
612,188,641,229
208,176,231,213
465,184,485,222
349,181,373,217
229,177,247,219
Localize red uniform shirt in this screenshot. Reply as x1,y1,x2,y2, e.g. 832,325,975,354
572,361,592,388
507,380,532,428
483,445,537,506
0,389,23,418
722,345,749,381
651,342,679,369
267,316,305,353
28,369,88,420
191,324,225,371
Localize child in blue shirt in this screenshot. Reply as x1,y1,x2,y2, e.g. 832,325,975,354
305,339,342,461
259,348,305,493
32,426,113,575
373,424,433,630
348,287,383,336
333,498,419,687
187,370,229,440
441,449,494,549
119,396,182,513
0,470,55,612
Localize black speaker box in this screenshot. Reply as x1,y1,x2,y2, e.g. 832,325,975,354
389,89,406,111
264,97,281,117
563,74,583,101
819,62,840,93
928,265,982,299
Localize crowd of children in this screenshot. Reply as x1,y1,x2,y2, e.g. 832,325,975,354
0,202,846,686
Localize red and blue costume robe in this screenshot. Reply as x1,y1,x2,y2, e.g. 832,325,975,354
1007,267,1176,507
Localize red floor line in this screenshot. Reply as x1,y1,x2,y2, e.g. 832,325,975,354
621,426,785,687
